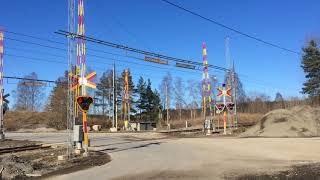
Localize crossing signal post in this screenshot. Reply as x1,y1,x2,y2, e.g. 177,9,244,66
76,96,93,150
70,71,96,152
216,84,235,135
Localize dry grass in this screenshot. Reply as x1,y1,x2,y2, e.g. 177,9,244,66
4,111,263,131
4,111,113,131
167,113,263,129
4,111,53,131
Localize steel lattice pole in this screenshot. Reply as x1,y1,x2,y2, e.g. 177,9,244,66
0,29,4,140
67,0,76,157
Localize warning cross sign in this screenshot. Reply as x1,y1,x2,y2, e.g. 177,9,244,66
70,71,97,90
217,87,232,97
76,96,94,113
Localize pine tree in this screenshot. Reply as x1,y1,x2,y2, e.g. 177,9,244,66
144,79,161,121
274,92,285,109
145,79,154,116
234,73,247,103
224,72,246,102
152,89,162,122
136,76,147,120
275,92,284,102
301,40,320,101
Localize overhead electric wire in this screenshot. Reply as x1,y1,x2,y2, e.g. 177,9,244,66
4,51,295,92
56,30,228,71
3,30,298,91
160,0,301,55
5,30,223,73
6,46,66,59
5,36,202,75
4,53,179,80
4,76,56,83
5,37,66,51
5,53,66,64
4,30,66,45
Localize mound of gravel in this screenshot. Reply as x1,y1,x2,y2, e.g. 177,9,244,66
240,105,320,137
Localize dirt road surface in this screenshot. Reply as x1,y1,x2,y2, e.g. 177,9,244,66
6,133,320,179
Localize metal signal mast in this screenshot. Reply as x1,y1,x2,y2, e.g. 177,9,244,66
67,0,97,155
0,29,4,140
202,42,214,135
202,43,212,120
67,0,76,157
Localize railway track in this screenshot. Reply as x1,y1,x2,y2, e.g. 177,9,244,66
0,144,50,154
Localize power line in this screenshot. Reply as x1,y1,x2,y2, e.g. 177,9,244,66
56,30,229,71
5,30,223,73
4,30,66,46
7,53,299,93
5,53,66,64
5,40,200,75
3,30,299,92
4,52,195,80
5,36,202,75
160,0,301,55
5,52,295,92
6,46,66,59
5,37,66,51
4,76,56,83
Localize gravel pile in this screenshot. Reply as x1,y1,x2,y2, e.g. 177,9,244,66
240,105,320,137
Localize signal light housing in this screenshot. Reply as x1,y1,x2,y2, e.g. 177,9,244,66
76,96,94,113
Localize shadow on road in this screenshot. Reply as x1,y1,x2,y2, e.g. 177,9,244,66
99,142,162,153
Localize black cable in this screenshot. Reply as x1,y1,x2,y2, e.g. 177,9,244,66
160,0,301,55
4,30,293,89
4,30,66,45
5,41,200,75
4,76,56,83
5,35,202,74
4,52,293,91
56,30,228,71
5,37,66,51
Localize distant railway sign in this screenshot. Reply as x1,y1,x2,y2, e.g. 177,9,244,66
76,96,94,113
175,62,196,70
144,56,168,65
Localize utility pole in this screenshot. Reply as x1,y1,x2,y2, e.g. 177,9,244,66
225,37,233,132
165,82,169,127
212,76,217,130
232,62,238,129
115,64,118,130
112,62,116,128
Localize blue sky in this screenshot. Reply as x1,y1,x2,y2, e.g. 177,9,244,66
0,0,319,106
